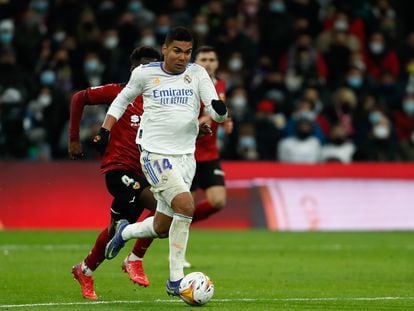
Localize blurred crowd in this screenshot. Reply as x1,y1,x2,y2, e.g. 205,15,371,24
1,0,414,162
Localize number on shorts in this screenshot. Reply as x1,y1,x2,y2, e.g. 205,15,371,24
153,158,172,174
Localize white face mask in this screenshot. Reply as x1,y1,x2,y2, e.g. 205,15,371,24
403,100,414,116
193,23,209,36
334,20,348,31
231,95,247,110
140,36,156,47
38,94,52,107
104,36,118,49
228,57,243,72
373,124,390,139
370,42,384,54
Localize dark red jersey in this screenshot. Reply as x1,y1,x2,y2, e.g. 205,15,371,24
195,78,226,162
69,83,143,175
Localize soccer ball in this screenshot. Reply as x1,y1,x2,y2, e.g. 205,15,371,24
179,272,214,306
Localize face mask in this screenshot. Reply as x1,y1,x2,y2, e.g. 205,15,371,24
369,111,382,124
370,42,384,54
0,32,13,43
40,70,56,86
228,58,243,72
231,95,247,110
53,31,66,43
193,24,209,36
373,125,390,139
141,36,156,47
294,110,316,121
38,94,52,107
285,74,302,91
238,136,256,149
128,1,143,12
84,59,99,73
157,26,170,35
334,20,348,31
269,2,285,13
104,36,118,49
403,100,414,116
31,0,49,13
347,76,363,88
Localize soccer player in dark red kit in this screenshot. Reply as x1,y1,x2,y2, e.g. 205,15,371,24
69,45,213,300
191,45,233,225
69,46,161,300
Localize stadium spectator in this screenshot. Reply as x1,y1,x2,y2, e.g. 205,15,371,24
320,123,356,163
253,99,283,160
277,117,321,163
353,112,402,161
0,0,411,163
364,30,400,81
393,93,414,161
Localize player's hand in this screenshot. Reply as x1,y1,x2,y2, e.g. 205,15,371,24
93,127,110,155
68,141,84,160
198,122,212,137
223,117,234,134
211,99,227,116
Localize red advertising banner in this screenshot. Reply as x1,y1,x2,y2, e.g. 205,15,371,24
1,161,414,230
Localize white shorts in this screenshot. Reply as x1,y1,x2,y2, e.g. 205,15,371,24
140,150,196,217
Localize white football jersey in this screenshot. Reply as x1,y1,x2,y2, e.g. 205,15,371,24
107,62,226,154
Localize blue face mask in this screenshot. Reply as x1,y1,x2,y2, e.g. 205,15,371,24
157,26,169,35
369,111,382,124
347,76,363,88
403,100,414,116
239,136,256,149
40,70,56,86
84,59,99,73
0,32,13,43
128,1,143,12
270,2,285,13
31,0,49,13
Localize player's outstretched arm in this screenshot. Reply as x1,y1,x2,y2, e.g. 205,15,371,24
93,114,117,155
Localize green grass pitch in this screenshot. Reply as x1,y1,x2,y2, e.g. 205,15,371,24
0,230,413,310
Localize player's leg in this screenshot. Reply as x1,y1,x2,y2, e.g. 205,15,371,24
105,170,155,286
72,228,109,300
123,185,157,286
193,159,226,221
166,191,194,295
157,153,195,295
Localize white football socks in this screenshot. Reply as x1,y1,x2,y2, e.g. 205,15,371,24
127,252,142,261
121,216,158,240
81,261,93,276
169,213,192,282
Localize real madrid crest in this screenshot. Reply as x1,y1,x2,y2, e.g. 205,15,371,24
184,75,192,84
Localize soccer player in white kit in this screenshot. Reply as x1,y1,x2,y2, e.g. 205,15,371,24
95,26,228,296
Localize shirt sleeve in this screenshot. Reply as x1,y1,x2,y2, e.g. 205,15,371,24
106,67,144,120
197,66,227,123
69,90,87,142
68,84,123,142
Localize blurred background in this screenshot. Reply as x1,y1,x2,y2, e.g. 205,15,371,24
1,0,414,163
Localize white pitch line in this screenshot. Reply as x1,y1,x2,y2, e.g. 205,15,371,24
1,297,414,308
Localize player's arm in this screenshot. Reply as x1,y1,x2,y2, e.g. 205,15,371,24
68,84,121,159
197,66,228,122
94,68,143,153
